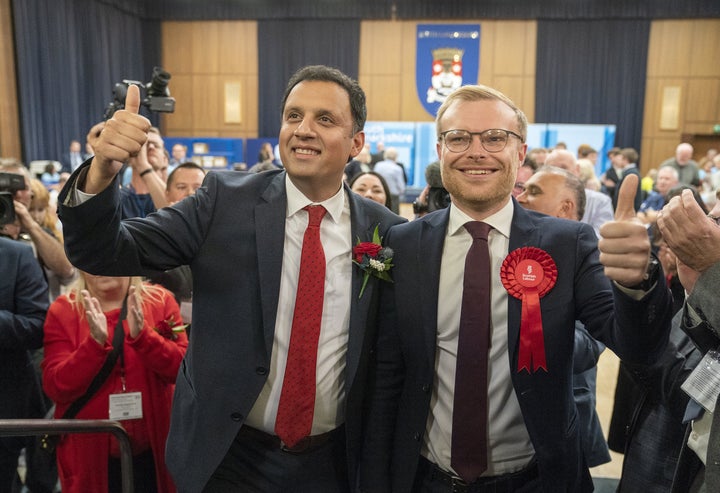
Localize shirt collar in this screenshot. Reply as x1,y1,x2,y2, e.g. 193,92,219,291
447,198,514,240
285,175,346,223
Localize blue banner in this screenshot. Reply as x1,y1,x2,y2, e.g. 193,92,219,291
365,121,416,185
416,24,480,118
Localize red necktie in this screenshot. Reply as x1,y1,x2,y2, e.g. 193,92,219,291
275,205,327,447
451,221,492,482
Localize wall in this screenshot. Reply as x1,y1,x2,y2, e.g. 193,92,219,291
2,12,719,169
161,20,259,139
0,0,21,159
641,19,720,171
160,19,536,136
359,20,536,124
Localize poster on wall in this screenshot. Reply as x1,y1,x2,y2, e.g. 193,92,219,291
416,24,481,118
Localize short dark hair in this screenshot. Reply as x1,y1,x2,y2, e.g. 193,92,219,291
281,65,366,135
166,162,206,190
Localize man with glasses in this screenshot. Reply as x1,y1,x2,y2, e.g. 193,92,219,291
360,84,673,492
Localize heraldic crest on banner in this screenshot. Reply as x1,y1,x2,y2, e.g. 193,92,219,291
416,24,480,117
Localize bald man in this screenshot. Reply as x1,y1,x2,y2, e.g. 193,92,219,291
660,142,701,187
517,165,585,221
544,149,613,237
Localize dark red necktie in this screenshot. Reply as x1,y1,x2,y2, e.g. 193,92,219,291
275,205,327,447
451,221,492,482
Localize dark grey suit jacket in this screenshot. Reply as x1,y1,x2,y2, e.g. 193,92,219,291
58,167,405,492
361,200,673,493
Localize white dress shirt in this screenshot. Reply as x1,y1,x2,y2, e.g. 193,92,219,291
245,176,353,435
423,198,535,476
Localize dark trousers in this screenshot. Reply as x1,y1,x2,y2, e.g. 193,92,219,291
203,426,349,493
108,449,157,493
413,457,542,493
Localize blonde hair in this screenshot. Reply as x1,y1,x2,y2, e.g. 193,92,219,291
435,85,528,141
68,275,166,314
29,178,63,241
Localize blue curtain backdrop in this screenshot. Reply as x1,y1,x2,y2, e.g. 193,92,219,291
12,0,161,162
257,19,360,139
535,19,650,155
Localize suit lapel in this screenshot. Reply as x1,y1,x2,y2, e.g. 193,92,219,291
346,189,377,388
255,172,288,357
420,209,449,372
506,199,541,369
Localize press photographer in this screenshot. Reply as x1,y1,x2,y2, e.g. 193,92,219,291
103,66,175,120
0,164,76,298
412,160,450,218
0,171,25,230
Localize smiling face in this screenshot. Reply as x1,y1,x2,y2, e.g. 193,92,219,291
437,98,527,220
280,80,364,202
351,173,388,206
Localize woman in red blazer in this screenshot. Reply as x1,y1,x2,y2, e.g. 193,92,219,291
42,273,188,493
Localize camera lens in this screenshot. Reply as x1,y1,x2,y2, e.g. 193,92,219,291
147,66,171,96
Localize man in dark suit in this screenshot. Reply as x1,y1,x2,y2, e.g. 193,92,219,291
360,85,673,492
61,139,89,173
0,235,49,490
58,65,404,492
657,188,720,492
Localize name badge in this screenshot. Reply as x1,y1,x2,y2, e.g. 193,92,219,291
682,350,720,413
109,392,143,420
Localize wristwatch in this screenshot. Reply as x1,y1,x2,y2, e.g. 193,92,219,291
634,257,660,291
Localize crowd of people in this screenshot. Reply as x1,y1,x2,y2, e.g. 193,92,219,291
1,64,719,493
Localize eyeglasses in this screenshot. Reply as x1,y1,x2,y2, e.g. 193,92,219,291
440,128,524,153
709,213,720,226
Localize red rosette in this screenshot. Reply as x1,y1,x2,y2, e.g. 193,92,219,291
501,247,557,373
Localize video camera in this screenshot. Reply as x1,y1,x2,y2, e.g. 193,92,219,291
103,66,176,120
0,171,26,226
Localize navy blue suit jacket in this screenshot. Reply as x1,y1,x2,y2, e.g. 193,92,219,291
59,167,405,492
0,236,48,422
361,201,673,493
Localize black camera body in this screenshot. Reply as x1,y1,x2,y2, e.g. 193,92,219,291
0,171,26,226
103,66,176,120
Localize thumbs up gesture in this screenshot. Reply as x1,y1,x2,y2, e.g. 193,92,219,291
85,84,151,193
598,174,653,287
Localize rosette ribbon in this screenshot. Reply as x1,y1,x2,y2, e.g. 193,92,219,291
501,247,557,373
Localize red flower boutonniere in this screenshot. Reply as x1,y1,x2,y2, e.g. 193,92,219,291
153,316,186,341
352,225,394,298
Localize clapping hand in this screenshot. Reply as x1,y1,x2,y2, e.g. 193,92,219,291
127,285,144,338
82,289,108,346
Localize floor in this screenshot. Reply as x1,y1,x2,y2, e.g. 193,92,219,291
591,350,623,480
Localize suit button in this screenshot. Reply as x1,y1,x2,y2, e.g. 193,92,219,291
256,367,268,375
422,384,431,393
230,412,243,422
414,432,422,441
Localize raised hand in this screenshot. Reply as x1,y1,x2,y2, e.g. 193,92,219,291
81,289,109,345
658,189,720,275
85,84,151,193
127,285,144,338
598,174,652,287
